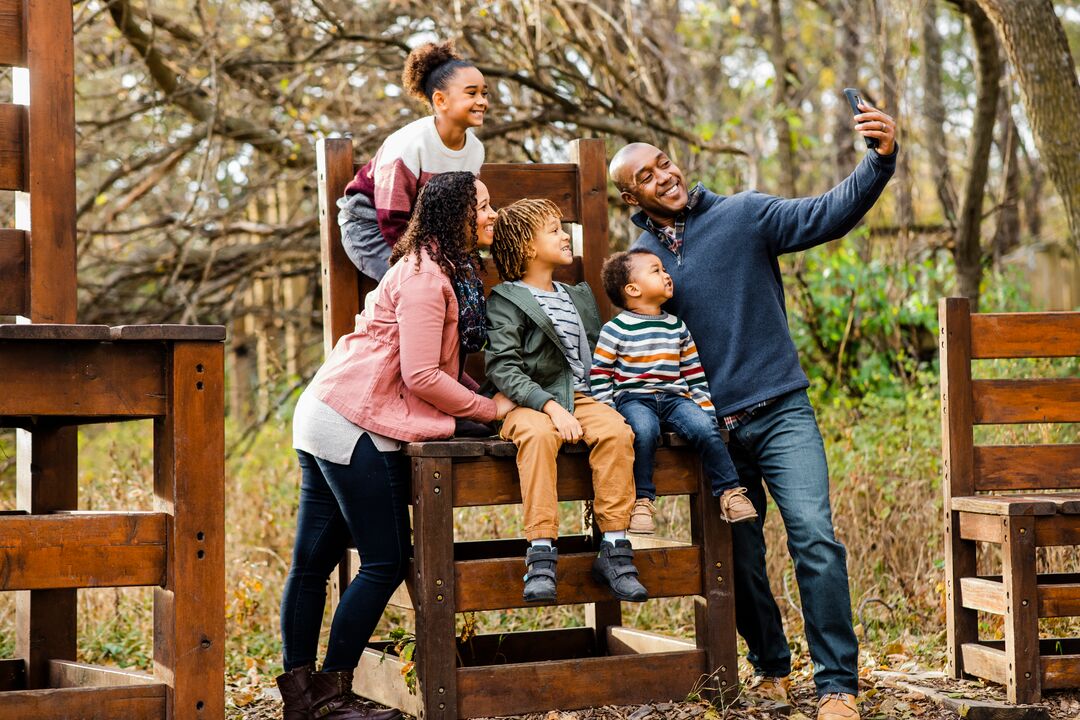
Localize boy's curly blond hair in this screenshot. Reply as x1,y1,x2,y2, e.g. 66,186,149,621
491,198,562,281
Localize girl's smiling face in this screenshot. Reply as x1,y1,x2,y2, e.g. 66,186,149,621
433,66,489,129
474,180,496,248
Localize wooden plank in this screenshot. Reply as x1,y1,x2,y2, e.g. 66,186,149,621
0,229,27,316
453,535,593,561
607,626,695,656
0,658,26,691
690,453,737,702
0,103,25,191
412,456,456,720
1042,652,1080,691
454,545,702,612
17,425,77,688
972,379,1080,424
456,650,707,718
950,495,1056,516
570,139,612,321
109,325,226,342
404,439,486,458
959,512,1006,543
970,312,1080,359
458,627,597,666
0,323,110,340
451,448,699,507
961,643,1009,686
0,512,166,590
25,0,77,324
975,445,1080,492
0,0,25,66
49,660,157,688
153,342,226,720
959,577,1006,615
317,137,362,352
480,163,579,221
0,342,167,418
353,645,421,719
940,297,979,680
1002,515,1040,703
893,681,1049,720
1038,577,1080,617
1033,514,1080,547
0,684,166,719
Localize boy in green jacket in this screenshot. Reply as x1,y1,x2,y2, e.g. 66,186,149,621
486,198,646,604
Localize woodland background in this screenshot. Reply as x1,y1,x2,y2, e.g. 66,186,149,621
1,0,1079,711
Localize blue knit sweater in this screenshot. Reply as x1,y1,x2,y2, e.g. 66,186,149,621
629,149,897,416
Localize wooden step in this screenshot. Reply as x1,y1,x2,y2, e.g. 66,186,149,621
0,684,166,720
961,573,1080,617
966,639,1080,691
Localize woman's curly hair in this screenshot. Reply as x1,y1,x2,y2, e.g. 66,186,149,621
390,171,484,283
491,198,562,281
402,40,475,106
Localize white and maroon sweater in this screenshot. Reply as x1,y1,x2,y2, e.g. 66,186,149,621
344,116,485,248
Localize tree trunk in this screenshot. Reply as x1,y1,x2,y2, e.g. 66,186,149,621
992,85,1021,267
875,0,913,243
768,0,798,197
973,0,1080,252
833,0,859,186
921,1,958,229
950,0,1003,311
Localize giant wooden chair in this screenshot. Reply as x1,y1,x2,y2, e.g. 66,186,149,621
941,296,1080,703
0,1,225,718
315,137,738,719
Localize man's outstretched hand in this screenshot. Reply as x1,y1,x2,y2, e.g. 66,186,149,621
854,102,896,156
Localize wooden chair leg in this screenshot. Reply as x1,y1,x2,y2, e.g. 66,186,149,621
154,342,225,719
945,511,978,679
15,427,77,689
1002,516,1040,704
414,457,457,720
690,462,738,703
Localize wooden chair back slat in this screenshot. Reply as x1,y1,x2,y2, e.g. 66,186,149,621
0,103,26,191
315,137,359,354
971,313,1080,358
974,445,1080,492
0,0,24,67
480,163,580,220
0,229,27,315
971,378,1080,425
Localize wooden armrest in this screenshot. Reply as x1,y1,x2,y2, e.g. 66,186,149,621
951,495,1058,516
0,323,110,340
109,325,226,342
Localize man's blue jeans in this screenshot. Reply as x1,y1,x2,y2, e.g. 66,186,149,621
281,436,411,672
616,392,740,500
725,388,858,696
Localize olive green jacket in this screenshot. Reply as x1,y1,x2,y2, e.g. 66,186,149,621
483,281,602,413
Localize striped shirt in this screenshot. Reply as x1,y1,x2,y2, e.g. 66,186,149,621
590,311,713,409
517,281,591,392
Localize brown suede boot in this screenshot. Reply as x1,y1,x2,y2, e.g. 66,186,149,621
275,663,314,720
309,669,402,720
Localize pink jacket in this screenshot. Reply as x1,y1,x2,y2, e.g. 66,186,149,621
310,250,496,441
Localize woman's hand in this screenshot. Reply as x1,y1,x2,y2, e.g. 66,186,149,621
543,400,583,443
492,392,517,420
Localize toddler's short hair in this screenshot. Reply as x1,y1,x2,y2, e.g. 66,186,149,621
601,248,656,309
491,198,562,281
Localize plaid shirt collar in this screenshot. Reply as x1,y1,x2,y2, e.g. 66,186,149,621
642,182,704,259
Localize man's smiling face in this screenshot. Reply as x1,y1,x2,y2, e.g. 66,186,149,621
614,144,689,221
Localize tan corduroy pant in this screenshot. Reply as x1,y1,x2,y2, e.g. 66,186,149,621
500,392,635,541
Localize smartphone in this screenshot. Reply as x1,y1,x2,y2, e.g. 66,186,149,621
843,88,878,149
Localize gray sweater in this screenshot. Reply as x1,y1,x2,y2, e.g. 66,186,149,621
629,148,897,416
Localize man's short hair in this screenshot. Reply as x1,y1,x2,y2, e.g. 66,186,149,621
491,198,562,281
601,248,656,309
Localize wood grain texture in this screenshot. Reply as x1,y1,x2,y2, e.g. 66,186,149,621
1002,516,1040,703
109,325,226,342
0,323,109,340
458,628,597,666
0,229,28,316
480,163,579,220
353,645,421,718
959,577,1007,615
0,103,25,191
317,138,362,352
0,341,166,418
25,0,77,323
0,0,25,66
0,684,166,719
0,512,166,590
961,643,1009,686
972,379,1080,424
454,545,702,612
606,626,695,656
970,312,1080,358
570,139,612,321
974,445,1080,492
958,512,1006,543
456,650,707,718
49,660,158,688
950,495,1057,516
153,342,226,720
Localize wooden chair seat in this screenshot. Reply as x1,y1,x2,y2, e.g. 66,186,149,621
951,494,1080,516
0,323,225,342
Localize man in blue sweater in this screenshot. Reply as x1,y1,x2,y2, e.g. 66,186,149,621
609,103,896,720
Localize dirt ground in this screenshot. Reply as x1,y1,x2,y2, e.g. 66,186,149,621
227,664,1080,720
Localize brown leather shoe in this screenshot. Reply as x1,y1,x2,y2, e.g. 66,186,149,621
719,487,758,523
628,498,656,535
746,674,790,705
818,692,859,720
310,670,402,719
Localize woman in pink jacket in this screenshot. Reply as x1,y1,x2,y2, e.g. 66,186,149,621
278,172,514,720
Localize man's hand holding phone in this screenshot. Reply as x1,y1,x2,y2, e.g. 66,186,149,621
843,88,896,156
